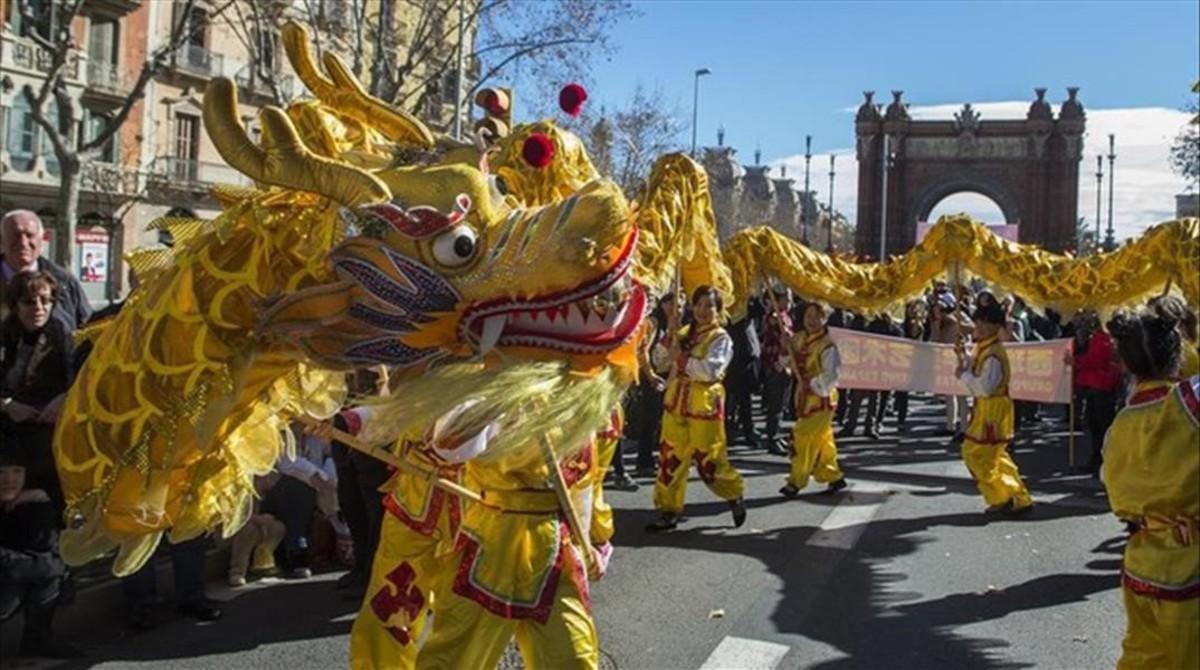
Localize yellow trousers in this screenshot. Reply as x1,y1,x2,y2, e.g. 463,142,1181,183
416,542,598,669
789,411,843,489
653,411,744,515
1117,587,1199,669
961,439,1032,509
349,508,451,670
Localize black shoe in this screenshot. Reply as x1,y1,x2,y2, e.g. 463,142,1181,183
779,484,800,499
836,427,856,439
610,472,640,491
287,566,313,580
1007,502,1035,517
766,441,788,456
728,498,747,528
865,428,881,440
984,500,1014,515
821,479,848,495
335,569,366,590
126,603,157,632
645,514,678,532
178,599,223,622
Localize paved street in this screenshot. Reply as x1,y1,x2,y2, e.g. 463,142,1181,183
9,397,1125,670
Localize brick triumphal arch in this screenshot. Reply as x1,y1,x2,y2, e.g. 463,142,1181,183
854,88,1085,257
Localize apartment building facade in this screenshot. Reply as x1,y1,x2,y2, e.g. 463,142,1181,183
2,0,476,304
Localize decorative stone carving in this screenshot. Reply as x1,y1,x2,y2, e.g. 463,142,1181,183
1059,87,1085,120
905,136,1028,160
884,90,910,122
1027,88,1053,121
954,103,981,134
856,91,882,122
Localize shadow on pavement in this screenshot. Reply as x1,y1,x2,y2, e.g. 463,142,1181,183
56,577,357,668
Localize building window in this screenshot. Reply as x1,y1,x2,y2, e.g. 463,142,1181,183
85,109,118,163
88,17,119,66
9,0,56,41
254,27,277,73
6,97,37,171
173,112,201,181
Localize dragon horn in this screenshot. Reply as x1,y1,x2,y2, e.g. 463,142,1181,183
203,78,390,207
281,20,435,149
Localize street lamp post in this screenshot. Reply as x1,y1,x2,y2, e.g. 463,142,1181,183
1104,134,1116,251
690,68,711,157
879,134,893,261
1094,154,1103,253
802,135,812,245
827,153,836,253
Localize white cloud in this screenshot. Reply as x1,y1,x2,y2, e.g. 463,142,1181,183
770,102,1192,244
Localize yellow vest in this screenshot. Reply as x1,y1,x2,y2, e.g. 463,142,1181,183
1102,378,1200,598
664,323,727,421
971,335,1010,398
793,329,837,418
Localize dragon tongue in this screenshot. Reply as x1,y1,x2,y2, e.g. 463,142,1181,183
479,314,507,354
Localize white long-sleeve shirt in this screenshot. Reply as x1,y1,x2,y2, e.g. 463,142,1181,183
809,346,841,398
959,356,1003,397
278,429,336,486
683,331,734,382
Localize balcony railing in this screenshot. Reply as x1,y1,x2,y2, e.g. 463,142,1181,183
148,157,252,191
1,33,81,80
81,161,141,196
85,60,130,97
172,44,223,79
233,66,296,101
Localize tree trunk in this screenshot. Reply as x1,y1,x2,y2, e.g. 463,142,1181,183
56,153,82,271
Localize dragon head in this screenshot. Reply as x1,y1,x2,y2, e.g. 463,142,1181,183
211,23,645,381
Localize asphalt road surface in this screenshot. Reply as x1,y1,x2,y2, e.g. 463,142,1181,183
9,397,1126,670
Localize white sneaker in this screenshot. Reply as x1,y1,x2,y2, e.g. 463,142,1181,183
228,573,247,587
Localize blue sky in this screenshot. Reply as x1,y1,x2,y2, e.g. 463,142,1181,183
576,0,1200,237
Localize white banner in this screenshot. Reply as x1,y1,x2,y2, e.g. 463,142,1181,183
827,328,1072,404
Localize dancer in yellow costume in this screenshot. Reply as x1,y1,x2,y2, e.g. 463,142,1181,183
780,302,848,497
647,286,747,532
415,414,616,670
955,300,1034,515
312,406,466,670
1102,305,1199,670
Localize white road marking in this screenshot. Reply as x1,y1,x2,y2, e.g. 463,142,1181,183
805,482,889,550
698,636,791,670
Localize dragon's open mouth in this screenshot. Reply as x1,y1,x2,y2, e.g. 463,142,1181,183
460,230,646,354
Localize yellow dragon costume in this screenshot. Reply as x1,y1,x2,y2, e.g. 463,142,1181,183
51,17,1199,669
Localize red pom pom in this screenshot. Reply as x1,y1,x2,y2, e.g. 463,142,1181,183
558,83,587,117
521,133,555,169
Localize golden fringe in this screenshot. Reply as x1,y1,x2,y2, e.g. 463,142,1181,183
357,360,626,461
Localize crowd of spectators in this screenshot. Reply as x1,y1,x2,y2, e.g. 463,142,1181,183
616,276,1154,485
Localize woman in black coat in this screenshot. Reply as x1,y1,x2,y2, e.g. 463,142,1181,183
1,271,75,511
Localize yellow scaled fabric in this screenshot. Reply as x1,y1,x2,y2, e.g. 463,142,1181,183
1102,378,1199,670
351,441,465,670
788,330,843,489
53,197,349,575
634,154,736,314
653,325,745,515
960,336,1032,510
723,217,1200,318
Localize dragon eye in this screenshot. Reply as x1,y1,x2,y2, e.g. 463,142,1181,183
432,225,478,267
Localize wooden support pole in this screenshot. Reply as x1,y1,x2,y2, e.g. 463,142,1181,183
292,414,487,506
